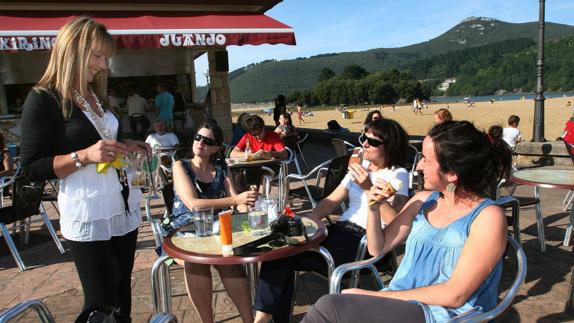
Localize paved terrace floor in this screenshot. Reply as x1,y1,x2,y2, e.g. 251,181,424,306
1,137,574,322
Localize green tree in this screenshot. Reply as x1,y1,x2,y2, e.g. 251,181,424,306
341,64,369,80
318,68,336,82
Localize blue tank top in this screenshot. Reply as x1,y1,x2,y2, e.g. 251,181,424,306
387,192,503,322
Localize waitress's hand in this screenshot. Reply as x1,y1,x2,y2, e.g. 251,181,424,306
234,190,259,207
348,162,372,190
80,140,128,164
123,139,152,154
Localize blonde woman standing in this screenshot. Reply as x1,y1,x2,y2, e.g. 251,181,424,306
20,17,149,319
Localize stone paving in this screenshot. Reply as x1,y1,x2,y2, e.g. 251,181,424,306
1,139,574,322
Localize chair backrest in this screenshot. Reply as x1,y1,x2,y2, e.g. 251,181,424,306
12,176,45,222
321,154,351,199
331,138,348,157
447,236,526,323
282,134,300,154
160,182,174,216
297,132,308,147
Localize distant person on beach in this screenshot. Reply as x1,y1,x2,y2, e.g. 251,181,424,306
296,105,305,125
502,115,522,149
433,108,453,124
273,94,287,126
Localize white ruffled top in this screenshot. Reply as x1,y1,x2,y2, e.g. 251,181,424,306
58,110,142,242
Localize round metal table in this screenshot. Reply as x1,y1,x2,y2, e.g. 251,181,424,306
511,169,574,248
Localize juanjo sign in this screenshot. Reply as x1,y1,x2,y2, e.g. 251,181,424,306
0,33,227,51
159,33,227,47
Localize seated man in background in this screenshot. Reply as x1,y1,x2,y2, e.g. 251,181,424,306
146,119,180,149
230,114,288,160
127,88,150,138
230,115,287,192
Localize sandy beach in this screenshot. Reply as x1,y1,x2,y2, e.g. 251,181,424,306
235,96,574,140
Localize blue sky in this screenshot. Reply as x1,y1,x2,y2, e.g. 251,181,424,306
195,0,574,85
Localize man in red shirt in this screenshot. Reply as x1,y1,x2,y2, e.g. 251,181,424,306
230,115,288,160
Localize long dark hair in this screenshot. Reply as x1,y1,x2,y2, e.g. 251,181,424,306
428,121,511,197
365,119,409,168
279,113,293,126
364,110,382,125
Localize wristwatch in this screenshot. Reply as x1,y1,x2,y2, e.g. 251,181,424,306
70,152,84,169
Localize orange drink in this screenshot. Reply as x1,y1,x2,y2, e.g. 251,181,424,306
219,210,233,256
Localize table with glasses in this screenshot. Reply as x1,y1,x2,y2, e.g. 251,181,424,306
511,168,574,248
226,157,288,209
151,213,328,314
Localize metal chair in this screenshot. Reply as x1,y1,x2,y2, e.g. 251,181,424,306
496,177,543,251
329,236,526,323
282,133,310,172
0,299,55,323
286,154,350,208
331,138,355,157
406,144,421,194
0,176,65,271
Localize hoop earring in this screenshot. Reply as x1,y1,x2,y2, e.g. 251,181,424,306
446,183,456,192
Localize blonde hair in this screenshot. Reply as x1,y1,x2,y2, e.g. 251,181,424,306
36,16,116,119
434,108,453,123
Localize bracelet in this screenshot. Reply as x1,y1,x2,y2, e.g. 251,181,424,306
70,152,84,169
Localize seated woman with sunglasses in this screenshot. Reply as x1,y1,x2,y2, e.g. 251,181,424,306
164,121,259,323
253,119,411,323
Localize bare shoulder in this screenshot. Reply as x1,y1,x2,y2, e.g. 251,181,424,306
470,202,507,237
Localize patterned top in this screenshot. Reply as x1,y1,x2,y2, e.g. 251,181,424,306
165,159,227,234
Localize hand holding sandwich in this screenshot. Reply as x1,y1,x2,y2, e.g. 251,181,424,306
368,177,404,207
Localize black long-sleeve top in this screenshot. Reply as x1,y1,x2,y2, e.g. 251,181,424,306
20,88,122,182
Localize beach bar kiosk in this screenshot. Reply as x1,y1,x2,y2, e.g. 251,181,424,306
0,0,295,143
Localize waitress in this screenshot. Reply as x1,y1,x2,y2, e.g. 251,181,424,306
20,17,150,319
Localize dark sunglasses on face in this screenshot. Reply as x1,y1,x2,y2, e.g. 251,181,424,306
359,134,384,147
194,133,217,146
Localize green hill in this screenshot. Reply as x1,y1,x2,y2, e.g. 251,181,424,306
228,17,574,103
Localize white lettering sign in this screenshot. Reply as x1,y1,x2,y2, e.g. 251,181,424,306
159,33,226,47
0,36,56,51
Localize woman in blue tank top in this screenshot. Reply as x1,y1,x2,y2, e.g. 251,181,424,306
303,121,512,323
169,121,259,323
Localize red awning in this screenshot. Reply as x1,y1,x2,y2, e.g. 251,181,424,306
0,11,296,52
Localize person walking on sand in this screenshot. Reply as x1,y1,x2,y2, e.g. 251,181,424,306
297,105,305,125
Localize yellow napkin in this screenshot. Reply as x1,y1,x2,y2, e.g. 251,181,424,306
96,154,125,174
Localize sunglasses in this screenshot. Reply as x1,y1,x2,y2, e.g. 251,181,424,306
359,134,384,147
193,133,217,146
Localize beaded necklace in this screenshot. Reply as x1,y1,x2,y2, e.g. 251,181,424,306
73,89,112,140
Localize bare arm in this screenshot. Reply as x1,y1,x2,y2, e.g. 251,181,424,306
365,188,431,257
309,183,349,220
229,147,244,158
351,203,508,309
223,167,256,212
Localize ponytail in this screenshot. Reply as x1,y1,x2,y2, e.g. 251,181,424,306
429,121,512,197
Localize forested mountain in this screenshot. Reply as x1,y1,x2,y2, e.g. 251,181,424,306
228,17,574,103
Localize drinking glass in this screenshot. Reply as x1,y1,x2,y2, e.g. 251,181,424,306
194,206,214,237
248,202,270,236
128,151,149,188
